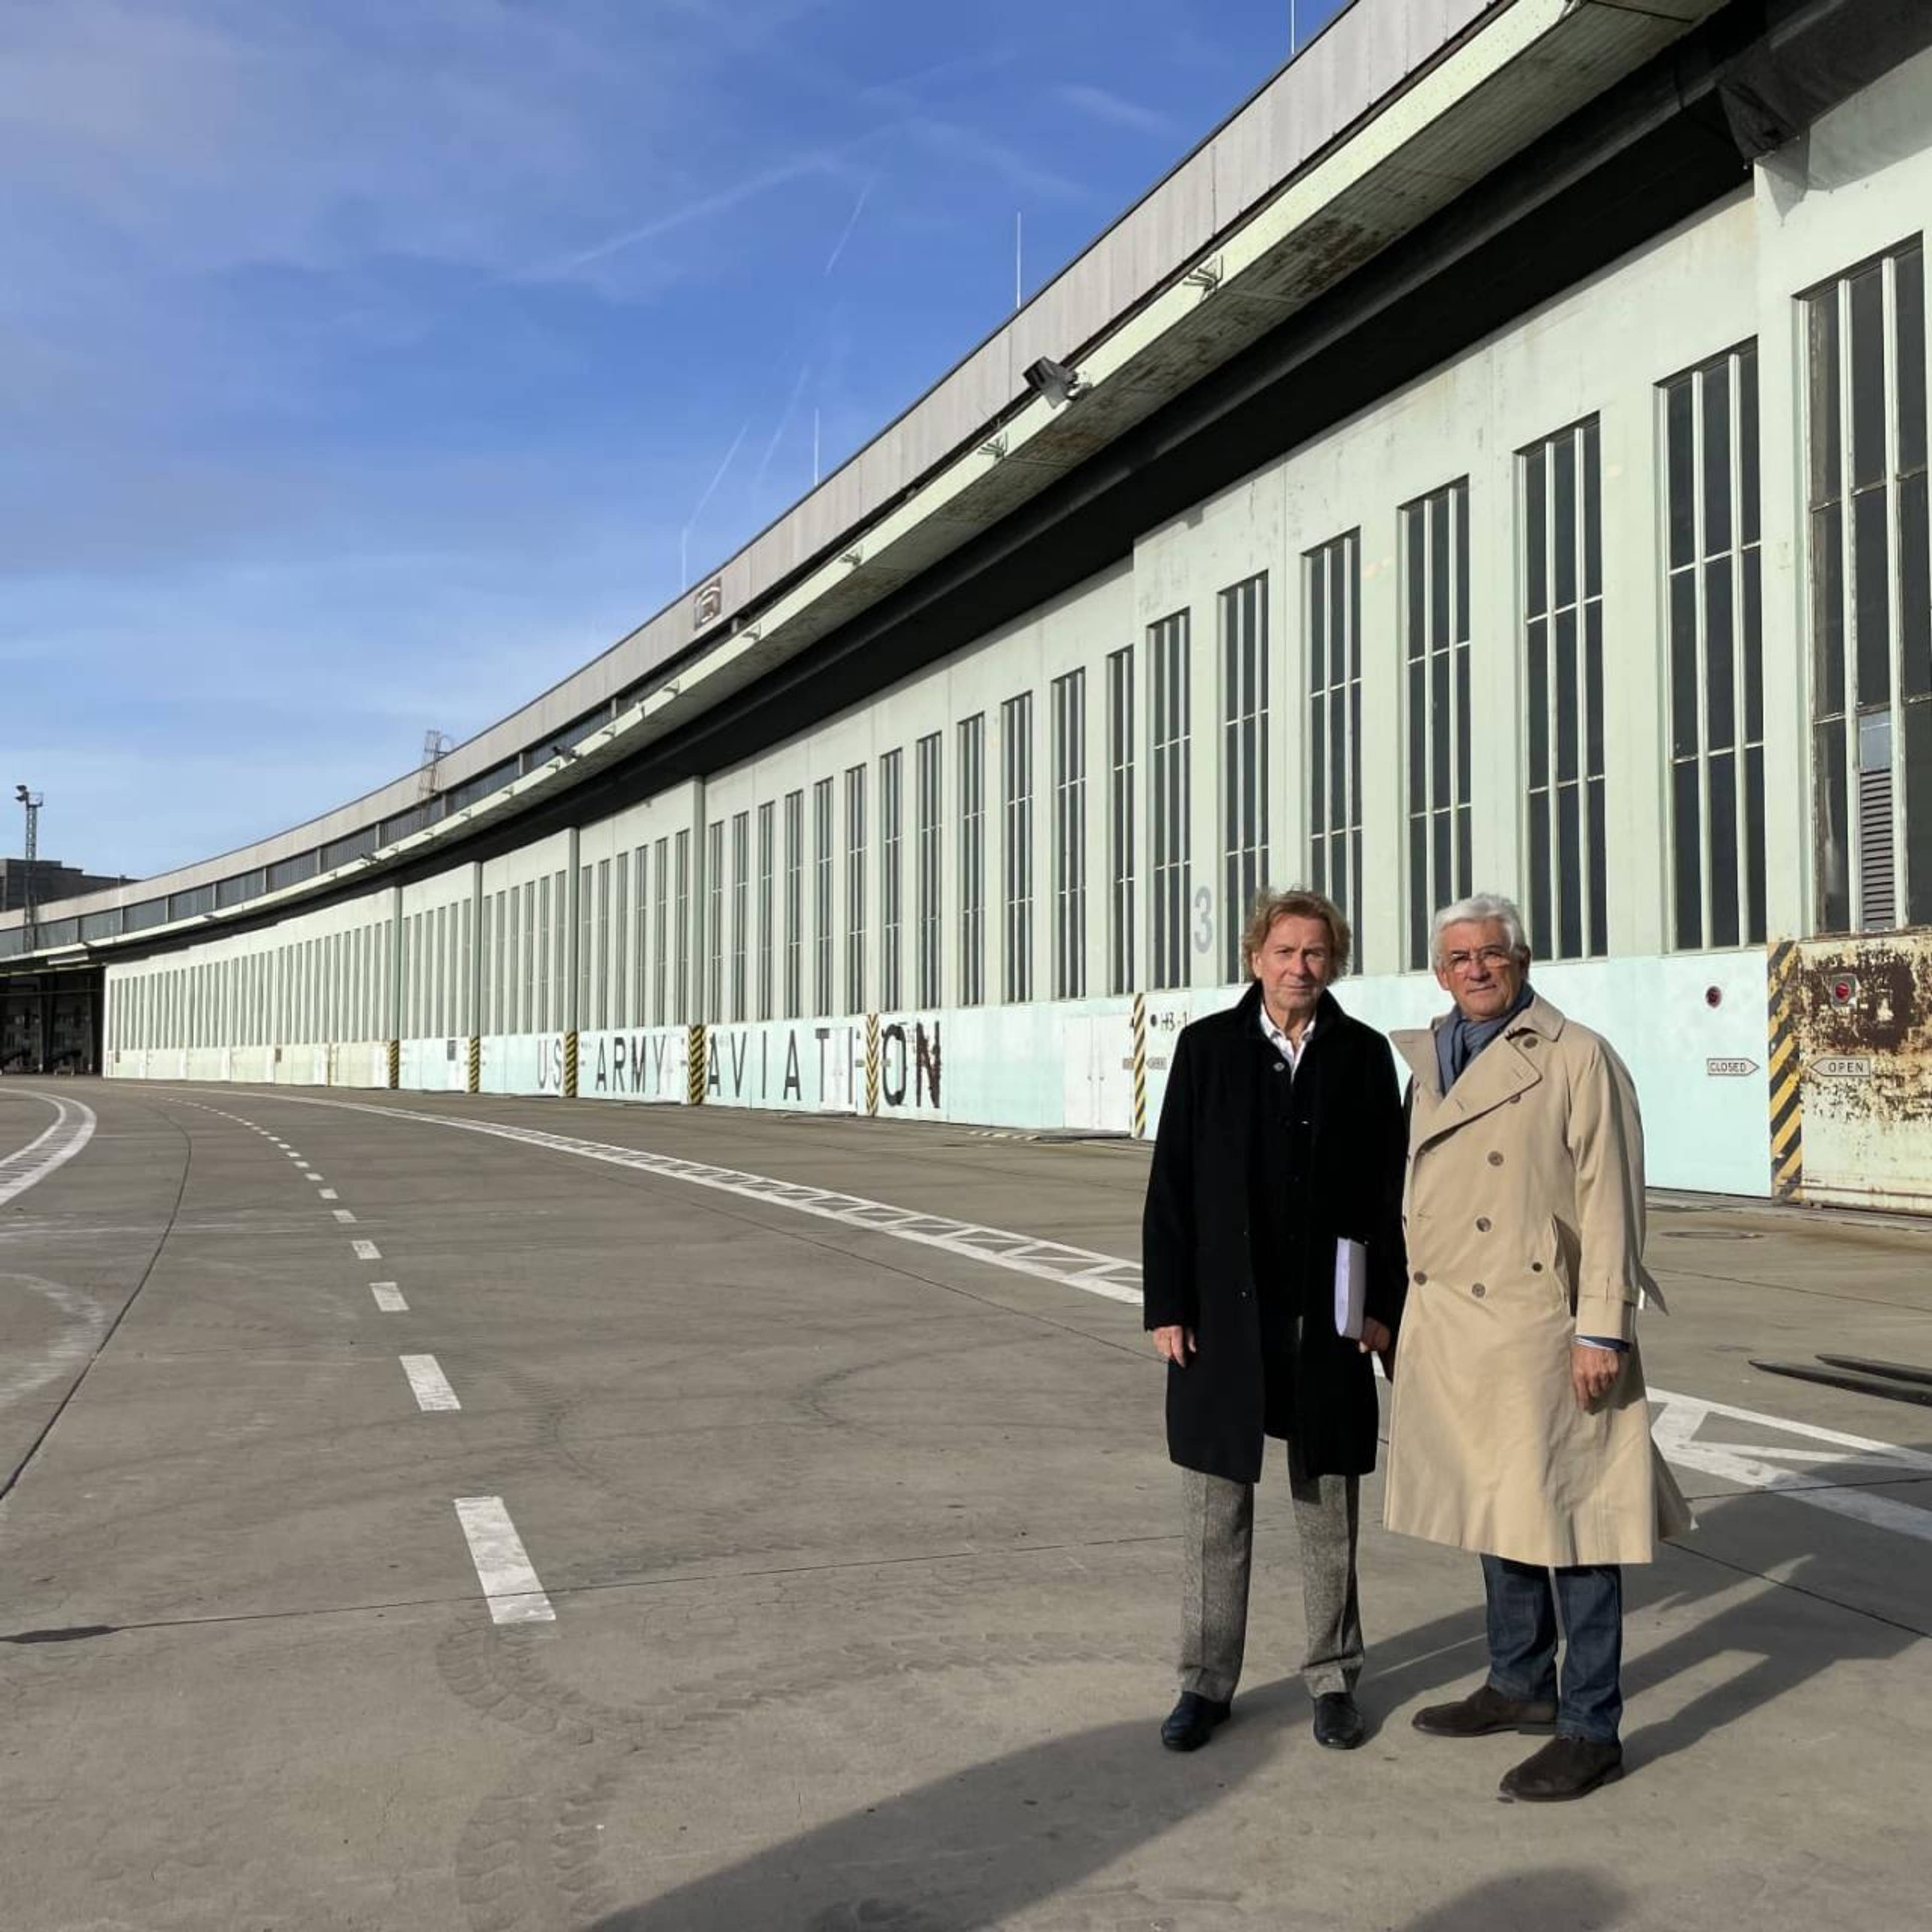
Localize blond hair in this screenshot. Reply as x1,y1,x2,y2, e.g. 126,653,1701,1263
1242,888,1351,978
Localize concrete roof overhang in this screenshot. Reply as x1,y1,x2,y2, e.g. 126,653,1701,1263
4,0,1740,968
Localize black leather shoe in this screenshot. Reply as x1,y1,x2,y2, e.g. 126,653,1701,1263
1312,1691,1366,1750
1499,1733,1624,1802
1160,1692,1232,1751
1411,1683,1559,1737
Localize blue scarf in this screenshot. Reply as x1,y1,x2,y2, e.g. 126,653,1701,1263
1435,984,1533,1092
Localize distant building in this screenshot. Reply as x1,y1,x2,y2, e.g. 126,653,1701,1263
0,859,131,916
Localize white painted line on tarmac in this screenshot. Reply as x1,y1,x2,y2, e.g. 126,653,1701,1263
219,1091,1932,1552
370,1282,409,1313
317,1187,338,1199
0,1095,98,1209
400,1353,460,1411
454,1497,555,1624
333,1208,358,1223
352,1239,382,1261
0,1275,111,1413
1651,1395,1932,1545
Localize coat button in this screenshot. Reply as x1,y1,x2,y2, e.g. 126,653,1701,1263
1531,1262,1544,1273
1413,1270,1428,1285
1521,1037,1538,1050
1488,1152,1504,1167
1472,1283,1487,1299
1476,1217,1492,1232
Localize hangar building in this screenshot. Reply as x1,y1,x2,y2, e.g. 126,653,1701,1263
6,0,1932,1211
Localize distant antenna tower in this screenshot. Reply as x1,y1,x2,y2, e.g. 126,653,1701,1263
419,729,453,801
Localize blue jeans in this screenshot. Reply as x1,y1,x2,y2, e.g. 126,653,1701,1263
1481,1555,1623,1744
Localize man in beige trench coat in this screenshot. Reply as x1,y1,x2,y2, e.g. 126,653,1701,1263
1385,893,1691,1802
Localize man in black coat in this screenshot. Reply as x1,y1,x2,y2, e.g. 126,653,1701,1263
1143,888,1408,1753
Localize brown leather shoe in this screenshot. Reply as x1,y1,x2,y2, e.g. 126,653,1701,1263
1411,1683,1559,1737
1499,1733,1624,1801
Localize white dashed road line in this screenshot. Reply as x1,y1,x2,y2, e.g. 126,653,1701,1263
225,1089,1932,1555
454,1497,555,1625
370,1282,409,1313
400,1354,460,1412
332,1208,358,1224
317,1188,338,1199
352,1239,382,1262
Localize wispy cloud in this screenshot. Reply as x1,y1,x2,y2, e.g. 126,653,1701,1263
537,147,855,280
754,362,814,493
1054,83,1178,141
823,176,875,276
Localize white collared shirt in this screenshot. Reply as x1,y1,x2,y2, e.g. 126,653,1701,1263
1259,1004,1316,1073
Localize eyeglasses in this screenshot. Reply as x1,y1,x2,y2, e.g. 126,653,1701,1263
1441,945,1518,975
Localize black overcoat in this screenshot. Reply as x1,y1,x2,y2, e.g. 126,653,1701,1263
1141,983,1409,1485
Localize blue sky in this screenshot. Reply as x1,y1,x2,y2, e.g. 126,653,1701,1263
1,0,1347,881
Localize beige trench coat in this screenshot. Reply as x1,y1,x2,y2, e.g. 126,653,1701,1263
1383,994,1693,1568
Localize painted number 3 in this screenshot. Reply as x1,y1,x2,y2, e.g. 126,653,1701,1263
1191,887,1214,955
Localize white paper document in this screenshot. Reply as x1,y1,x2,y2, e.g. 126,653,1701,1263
1333,1238,1367,1340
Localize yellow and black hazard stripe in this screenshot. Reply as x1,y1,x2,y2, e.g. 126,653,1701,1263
865,1014,880,1116
1767,941,1802,1200
686,1023,707,1106
386,1038,400,1090
1131,994,1148,1140
564,1029,579,1100
466,1035,480,1095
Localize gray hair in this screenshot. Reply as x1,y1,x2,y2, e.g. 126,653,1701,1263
1430,893,1530,967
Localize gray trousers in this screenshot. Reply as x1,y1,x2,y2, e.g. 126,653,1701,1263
1178,1434,1363,1703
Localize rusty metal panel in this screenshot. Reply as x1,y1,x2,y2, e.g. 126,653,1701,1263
1786,934,1932,1209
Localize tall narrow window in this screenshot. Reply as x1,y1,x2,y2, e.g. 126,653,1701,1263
879,750,904,1010
552,869,564,1035
844,766,866,1015
784,789,804,1019
596,857,611,1027
1521,427,1604,959
673,830,690,1023
1806,240,1931,932
493,891,506,1032
1665,342,1766,950
1107,646,1136,995
958,714,986,1006
575,863,592,1029
1052,669,1087,998
1220,575,1268,982
552,869,567,1030
1308,531,1363,970
705,821,725,1022
731,811,750,1021
757,802,775,1021
652,837,669,1026
813,777,834,1017
1404,480,1473,967
612,852,628,1027
633,847,649,1025
915,733,942,1008
1002,692,1035,1002
1149,611,1190,990
537,876,551,1031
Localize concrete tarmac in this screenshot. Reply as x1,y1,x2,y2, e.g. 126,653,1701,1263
1,1079,1927,1931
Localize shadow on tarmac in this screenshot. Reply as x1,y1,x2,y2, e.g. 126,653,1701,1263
1399,1868,1629,1929
579,1468,1926,1929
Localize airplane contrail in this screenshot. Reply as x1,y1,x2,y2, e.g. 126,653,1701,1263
823,177,875,276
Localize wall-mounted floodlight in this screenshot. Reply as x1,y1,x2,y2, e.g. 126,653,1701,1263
1022,356,1086,407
